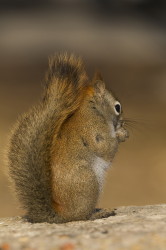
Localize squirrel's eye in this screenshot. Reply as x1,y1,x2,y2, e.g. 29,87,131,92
114,101,121,115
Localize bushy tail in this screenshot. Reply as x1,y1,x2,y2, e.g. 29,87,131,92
44,52,88,134
8,53,88,223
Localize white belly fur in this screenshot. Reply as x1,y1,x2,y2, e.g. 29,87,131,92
92,156,111,192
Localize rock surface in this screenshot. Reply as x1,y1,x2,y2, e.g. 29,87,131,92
0,204,166,250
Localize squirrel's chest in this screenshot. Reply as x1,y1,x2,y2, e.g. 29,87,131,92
91,156,111,192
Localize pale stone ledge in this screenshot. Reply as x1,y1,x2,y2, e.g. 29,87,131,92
0,204,166,250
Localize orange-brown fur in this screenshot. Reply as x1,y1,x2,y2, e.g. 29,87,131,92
7,53,128,223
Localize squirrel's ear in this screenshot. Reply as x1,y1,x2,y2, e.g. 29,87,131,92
94,80,105,97
84,71,105,98
92,71,105,97
92,71,103,83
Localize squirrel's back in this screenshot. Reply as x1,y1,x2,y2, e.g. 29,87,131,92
7,53,88,223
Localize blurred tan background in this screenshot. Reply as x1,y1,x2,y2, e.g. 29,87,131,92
0,0,166,218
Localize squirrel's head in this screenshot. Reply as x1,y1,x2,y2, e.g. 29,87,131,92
83,71,129,143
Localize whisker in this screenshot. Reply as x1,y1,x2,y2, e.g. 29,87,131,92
122,116,151,132
123,120,138,125
124,117,151,125
124,118,142,123
124,123,137,129
124,123,144,133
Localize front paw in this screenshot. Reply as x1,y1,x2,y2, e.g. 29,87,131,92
116,128,129,142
